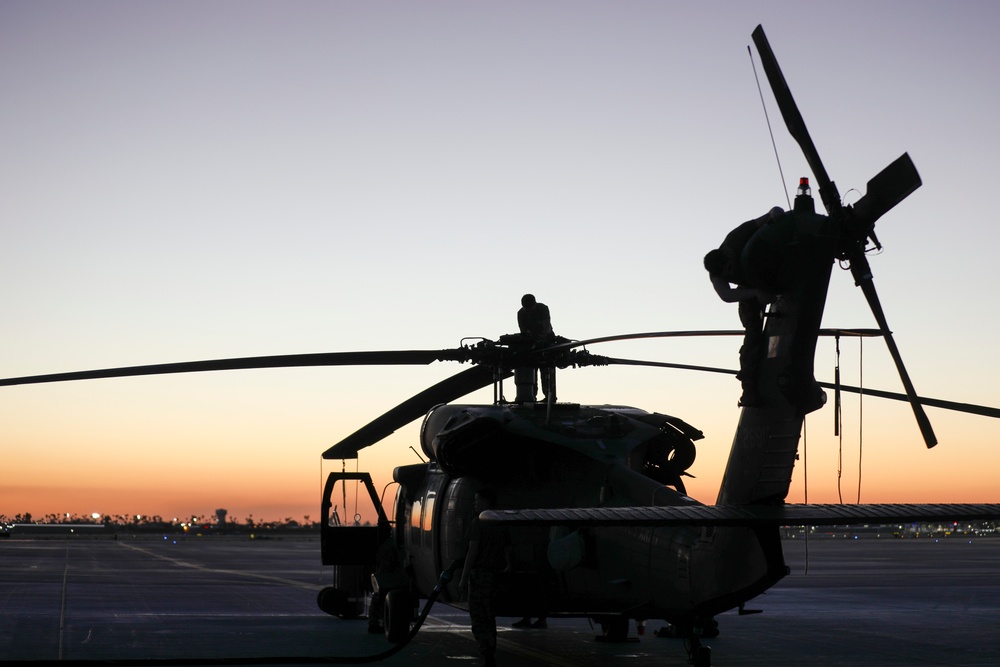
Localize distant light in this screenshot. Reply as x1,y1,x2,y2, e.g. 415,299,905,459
91,513,101,520
136,515,142,521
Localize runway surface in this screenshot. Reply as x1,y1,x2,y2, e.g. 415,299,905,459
1,534,998,666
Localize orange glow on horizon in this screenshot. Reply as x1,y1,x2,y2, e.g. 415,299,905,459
3,365,997,524
8,419,997,526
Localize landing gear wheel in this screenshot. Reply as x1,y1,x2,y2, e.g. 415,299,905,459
317,587,347,616
383,589,412,643
328,565,366,619
599,616,629,642
686,637,712,667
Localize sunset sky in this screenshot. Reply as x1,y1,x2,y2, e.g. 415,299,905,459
2,1,998,523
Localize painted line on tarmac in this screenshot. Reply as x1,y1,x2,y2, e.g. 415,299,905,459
118,541,319,590
120,542,578,666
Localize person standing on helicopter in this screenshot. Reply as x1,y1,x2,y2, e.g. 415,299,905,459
703,207,782,406
514,294,556,403
517,294,553,340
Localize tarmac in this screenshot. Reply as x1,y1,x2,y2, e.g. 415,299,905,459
1,533,998,666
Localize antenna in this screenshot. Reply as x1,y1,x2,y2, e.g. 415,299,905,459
748,45,791,210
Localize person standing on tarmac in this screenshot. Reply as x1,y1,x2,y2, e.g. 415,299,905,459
459,490,512,667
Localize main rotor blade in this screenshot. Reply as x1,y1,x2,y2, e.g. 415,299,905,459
850,260,937,447
0,350,465,387
543,328,882,354
322,364,505,460
606,357,998,420
542,330,744,354
602,357,738,377
819,382,1000,420
752,24,841,215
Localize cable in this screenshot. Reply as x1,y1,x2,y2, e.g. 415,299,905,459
748,45,792,210
857,338,864,504
802,418,808,506
802,417,810,575
837,415,844,504
353,457,360,524
835,337,844,504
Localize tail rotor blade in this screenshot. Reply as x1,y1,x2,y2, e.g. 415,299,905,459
607,357,1000,420
751,24,841,215
850,255,937,447
851,153,922,230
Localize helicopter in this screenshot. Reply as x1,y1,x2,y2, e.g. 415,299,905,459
312,28,1000,666
2,25,1000,667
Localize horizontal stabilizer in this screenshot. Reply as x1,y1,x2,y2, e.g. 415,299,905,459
481,503,1000,527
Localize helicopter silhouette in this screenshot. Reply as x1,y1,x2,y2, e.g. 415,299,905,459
3,25,1000,667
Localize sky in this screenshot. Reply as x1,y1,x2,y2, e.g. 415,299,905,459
2,1,998,523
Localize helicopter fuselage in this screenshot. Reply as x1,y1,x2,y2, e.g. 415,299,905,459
323,401,787,627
